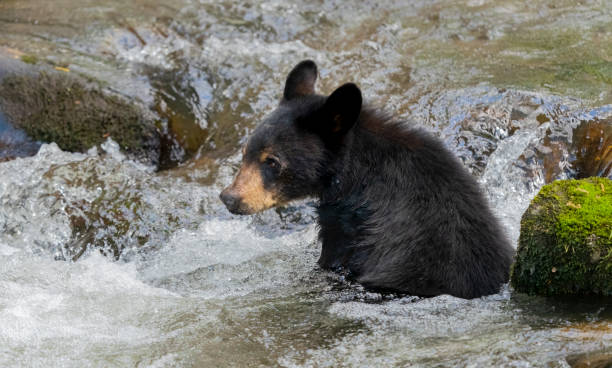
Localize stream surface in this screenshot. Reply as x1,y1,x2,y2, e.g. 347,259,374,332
0,0,611,367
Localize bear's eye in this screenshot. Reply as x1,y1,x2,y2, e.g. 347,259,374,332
264,156,281,170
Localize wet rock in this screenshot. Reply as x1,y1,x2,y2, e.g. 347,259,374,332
511,177,612,296
528,117,612,183
571,118,612,179
150,66,210,169
0,70,162,167
566,350,612,368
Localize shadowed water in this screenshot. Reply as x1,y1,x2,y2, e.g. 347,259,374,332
0,0,611,367
0,111,40,160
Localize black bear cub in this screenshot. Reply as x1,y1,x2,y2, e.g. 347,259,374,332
220,60,515,299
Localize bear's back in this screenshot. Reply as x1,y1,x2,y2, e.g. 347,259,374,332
317,111,515,298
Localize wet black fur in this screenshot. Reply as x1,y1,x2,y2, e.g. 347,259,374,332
228,60,515,299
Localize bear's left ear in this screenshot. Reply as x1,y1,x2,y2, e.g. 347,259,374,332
283,60,318,101
318,83,362,139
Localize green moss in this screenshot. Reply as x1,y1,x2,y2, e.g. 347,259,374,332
20,54,38,65
487,28,612,99
412,23,612,104
502,29,582,52
554,61,612,85
511,177,612,296
0,72,161,166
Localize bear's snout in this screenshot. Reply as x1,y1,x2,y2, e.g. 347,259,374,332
220,162,281,214
219,188,248,215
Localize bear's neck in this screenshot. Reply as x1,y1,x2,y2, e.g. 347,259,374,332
318,106,416,202
315,106,409,270
315,105,441,271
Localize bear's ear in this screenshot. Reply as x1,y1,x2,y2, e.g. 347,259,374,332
283,60,318,101
318,83,362,139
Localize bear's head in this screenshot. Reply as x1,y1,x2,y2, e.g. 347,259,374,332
220,60,363,214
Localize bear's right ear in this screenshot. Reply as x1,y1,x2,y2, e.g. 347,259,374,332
283,60,318,101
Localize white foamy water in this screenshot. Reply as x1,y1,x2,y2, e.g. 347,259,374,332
0,142,327,367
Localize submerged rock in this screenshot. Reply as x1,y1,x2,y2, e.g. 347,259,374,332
511,177,612,296
40,153,166,261
0,71,161,167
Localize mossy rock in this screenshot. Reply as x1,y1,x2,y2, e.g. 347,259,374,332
0,71,161,166
511,177,612,296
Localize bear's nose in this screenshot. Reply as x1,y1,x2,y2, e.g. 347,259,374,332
220,189,241,214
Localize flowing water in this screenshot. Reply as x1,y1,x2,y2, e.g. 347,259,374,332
0,0,611,367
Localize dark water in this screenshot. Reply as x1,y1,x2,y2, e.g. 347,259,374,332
0,111,41,160
0,0,611,367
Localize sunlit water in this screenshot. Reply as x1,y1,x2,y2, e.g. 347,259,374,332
1,0,611,367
